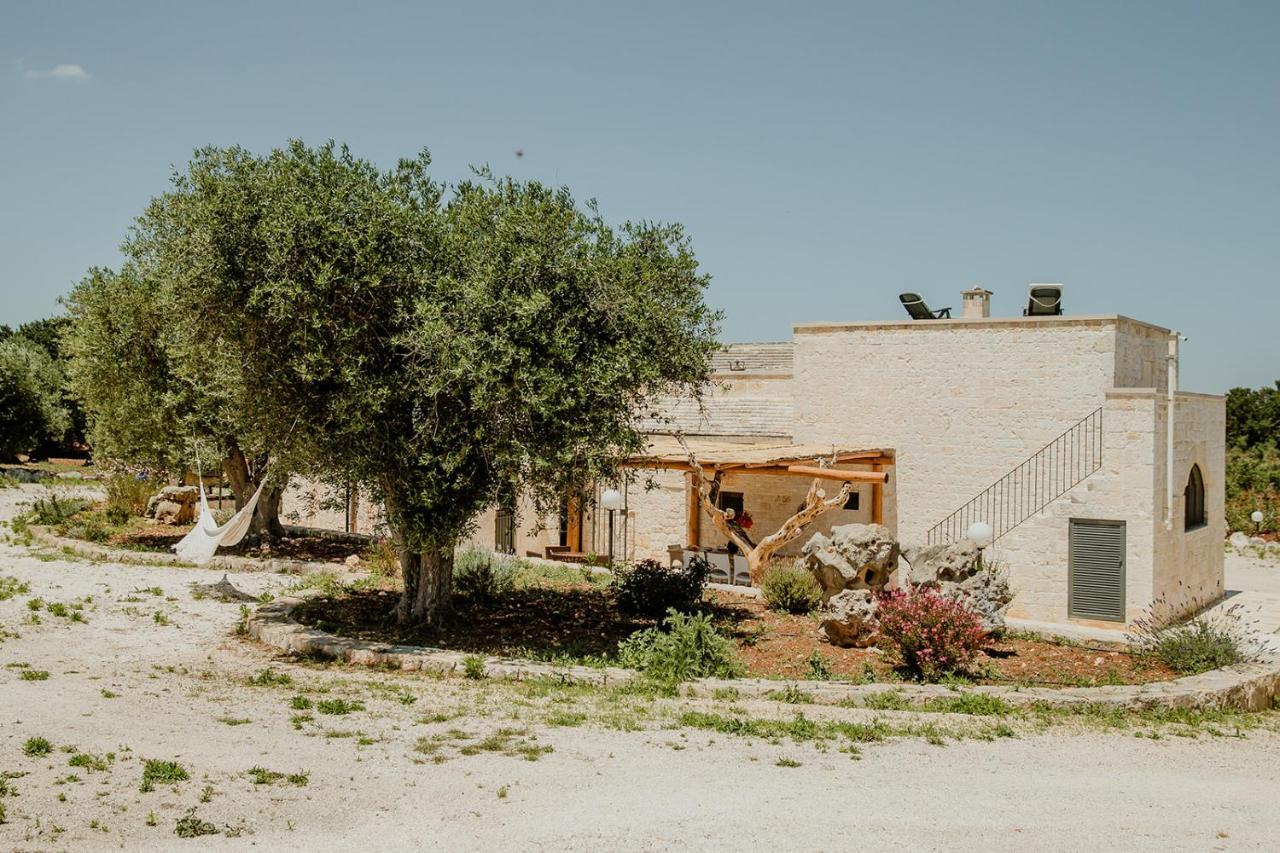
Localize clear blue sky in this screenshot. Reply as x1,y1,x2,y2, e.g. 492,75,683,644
3,1,1276,392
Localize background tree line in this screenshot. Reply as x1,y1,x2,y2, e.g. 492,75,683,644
1225,382,1279,533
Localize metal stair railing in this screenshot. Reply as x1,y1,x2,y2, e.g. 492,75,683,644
926,407,1103,546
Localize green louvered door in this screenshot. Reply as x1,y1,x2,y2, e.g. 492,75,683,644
1068,519,1126,621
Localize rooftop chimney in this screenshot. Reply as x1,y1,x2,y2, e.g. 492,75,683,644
961,286,993,319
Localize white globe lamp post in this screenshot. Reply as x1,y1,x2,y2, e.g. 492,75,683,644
601,488,624,565
967,521,994,565
1251,510,1265,536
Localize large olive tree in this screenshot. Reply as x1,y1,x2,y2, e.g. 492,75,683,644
150,141,719,624
64,264,288,538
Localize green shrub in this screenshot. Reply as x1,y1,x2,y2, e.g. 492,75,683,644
66,522,109,543
1226,444,1280,533
362,537,400,577
760,563,822,614
27,492,87,526
617,609,744,683
612,557,709,619
1130,608,1248,674
104,473,153,521
454,546,515,604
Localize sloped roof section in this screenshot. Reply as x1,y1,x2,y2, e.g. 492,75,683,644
639,396,795,438
710,342,793,374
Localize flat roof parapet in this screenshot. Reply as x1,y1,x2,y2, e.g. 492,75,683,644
793,314,1173,336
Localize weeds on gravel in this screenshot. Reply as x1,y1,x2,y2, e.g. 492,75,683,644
861,690,911,711
0,576,30,601
923,692,1014,716
139,759,189,792
173,808,217,838
67,751,110,772
766,684,814,705
19,669,50,681
248,668,292,687
23,736,53,757
463,655,487,680
246,766,309,786
315,698,364,715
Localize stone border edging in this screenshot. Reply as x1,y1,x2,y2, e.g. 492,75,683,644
27,525,352,577
246,596,1280,712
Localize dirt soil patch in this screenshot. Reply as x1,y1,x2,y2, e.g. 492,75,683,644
104,523,363,563
294,581,1176,687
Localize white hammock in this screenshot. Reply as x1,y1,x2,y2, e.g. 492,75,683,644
175,477,268,565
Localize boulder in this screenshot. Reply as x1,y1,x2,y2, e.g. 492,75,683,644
937,566,1014,634
802,523,899,601
1228,531,1251,550
147,486,198,525
821,588,880,648
902,540,983,586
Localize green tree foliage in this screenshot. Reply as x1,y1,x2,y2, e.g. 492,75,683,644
137,140,719,624
1224,382,1280,533
63,267,178,467
1226,383,1280,449
0,336,71,460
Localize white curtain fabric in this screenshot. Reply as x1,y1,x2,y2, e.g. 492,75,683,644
175,478,268,565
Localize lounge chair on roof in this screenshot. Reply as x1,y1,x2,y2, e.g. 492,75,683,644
899,293,952,320
1024,284,1063,316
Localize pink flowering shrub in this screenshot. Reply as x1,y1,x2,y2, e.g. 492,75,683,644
875,589,987,681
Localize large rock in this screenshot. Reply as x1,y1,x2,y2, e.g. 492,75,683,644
802,523,899,601
821,588,880,648
1228,531,1250,550
902,540,982,586
937,566,1014,634
146,486,198,525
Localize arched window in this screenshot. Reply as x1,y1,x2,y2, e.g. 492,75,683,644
1184,464,1206,530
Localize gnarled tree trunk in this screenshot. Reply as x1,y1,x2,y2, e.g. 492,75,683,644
396,541,455,626
683,439,853,584
221,443,286,541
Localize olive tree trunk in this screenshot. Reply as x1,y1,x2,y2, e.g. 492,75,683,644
396,542,455,626
221,445,286,541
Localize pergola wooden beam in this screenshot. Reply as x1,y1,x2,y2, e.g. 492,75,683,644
782,465,888,483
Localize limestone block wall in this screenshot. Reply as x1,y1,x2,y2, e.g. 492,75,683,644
997,390,1159,624
791,316,1153,545
462,492,560,557
1151,392,1227,618
281,477,383,536
1113,318,1173,389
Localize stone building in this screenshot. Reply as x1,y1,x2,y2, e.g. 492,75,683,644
470,286,1225,629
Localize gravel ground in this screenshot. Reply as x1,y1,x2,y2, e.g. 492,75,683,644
2,483,1279,852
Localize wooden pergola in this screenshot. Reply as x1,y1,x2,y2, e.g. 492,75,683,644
623,436,894,552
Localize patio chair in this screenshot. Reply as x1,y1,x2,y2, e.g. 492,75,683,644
704,550,732,584
899,292,952,320
1024,284,1063,316
730,554,753,586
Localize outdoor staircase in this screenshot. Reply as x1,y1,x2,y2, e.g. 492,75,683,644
926,407,1104,546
